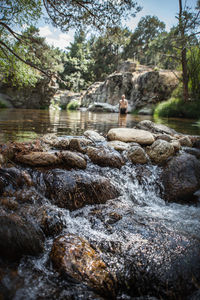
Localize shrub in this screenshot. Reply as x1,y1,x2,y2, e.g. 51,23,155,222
154,97,200,119
67,100,80,110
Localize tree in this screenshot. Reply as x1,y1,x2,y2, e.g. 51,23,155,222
90,26,131,81
123,15,166,64
0,0,140,81
61,31,94,91
170,0,200,101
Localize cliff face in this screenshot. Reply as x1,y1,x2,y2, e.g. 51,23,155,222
81,62,179,111
0,76,58,109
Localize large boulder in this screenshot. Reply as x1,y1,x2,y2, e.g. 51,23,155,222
43,170,120,210
0,215,44,260
87,146,124,168
50,234,116,297
161,153,200,202
146,140,175,164
81,64,178,110
88,102,118,113
107,128,155,145
136,120,176,135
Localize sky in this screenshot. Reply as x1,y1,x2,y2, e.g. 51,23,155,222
37,0,196,50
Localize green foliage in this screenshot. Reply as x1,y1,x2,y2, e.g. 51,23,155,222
187,45,200,100
67,100,80,110
123,15,166,65
61,31,94,91
154,97,200,119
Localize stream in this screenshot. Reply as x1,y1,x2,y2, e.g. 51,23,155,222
0,110,200,299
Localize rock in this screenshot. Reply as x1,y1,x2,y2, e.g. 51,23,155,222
137,106,154,115
0,215,44,260
88,102,118,113
170,140,181,152
183,147,200,159
41,134,70,149
16,152,61,166
193,139,200,149
146,140,174,164
35,205,68,237
136,120,177,135
107,128,155,145
0,167,32,195
161,153,200,202
84,130,106,142
43,170,120,210
69,137,93,153
128,146,148,164
50,234,116,297
107,141,130,152
87,146,124,168
60,151,87,169
155,134,173,142
81,64,178,110
178,136,193,147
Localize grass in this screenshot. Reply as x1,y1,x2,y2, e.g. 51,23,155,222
67,100,80,111
154,97,200,119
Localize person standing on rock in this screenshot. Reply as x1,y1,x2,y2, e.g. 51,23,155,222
119,94,128,114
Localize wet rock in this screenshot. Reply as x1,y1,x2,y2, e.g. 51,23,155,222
178,136,193,147
128,146,148,164
16,152,61,166
88,102,118,113
0,197,18,210
87,146,124,168
107,128,155,145
0,167,32,195
136,120,176,135
35,205,68,236
161,153,200,202
193,139,200,149
84,130,106,142
43,169,120,210
0,215,44,260
60,151,87,169
107,141,130,152
69,137,93,153
146,140,174,164
50,234,116,297
183,147,200,159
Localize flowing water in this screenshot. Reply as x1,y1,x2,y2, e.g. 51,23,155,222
0,108,200,299
0,108,199,143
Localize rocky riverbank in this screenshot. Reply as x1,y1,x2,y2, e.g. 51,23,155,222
0,120,200,299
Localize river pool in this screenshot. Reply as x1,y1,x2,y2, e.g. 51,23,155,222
0,109,199,143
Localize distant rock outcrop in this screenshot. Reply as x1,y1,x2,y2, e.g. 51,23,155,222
81,62,179,112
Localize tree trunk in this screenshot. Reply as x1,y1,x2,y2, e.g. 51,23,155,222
179,0,189,101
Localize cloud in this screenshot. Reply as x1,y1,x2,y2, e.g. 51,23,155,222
39,25,74,49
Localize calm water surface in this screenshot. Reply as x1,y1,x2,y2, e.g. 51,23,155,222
0,108,199,143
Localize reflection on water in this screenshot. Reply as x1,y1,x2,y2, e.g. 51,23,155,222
0,108,199,143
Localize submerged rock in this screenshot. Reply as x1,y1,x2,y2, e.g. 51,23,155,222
161,153,200,202
43,169,120,210
0,215,44,260
87,146,124,168
50,234,116,297
107,128,155,145
146,140,174,164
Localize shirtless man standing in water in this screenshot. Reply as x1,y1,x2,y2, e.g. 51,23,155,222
119,94,128,114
